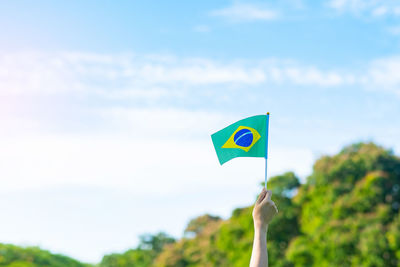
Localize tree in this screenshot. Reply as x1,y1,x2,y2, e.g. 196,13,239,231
99,232,175,267
287,143,400,266
0,243,89,267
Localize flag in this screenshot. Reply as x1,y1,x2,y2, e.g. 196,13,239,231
211,114,268,165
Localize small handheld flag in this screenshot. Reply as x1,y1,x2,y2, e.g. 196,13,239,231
211,113,270,188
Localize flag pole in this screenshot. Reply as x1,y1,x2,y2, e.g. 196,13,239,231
265,112,270,189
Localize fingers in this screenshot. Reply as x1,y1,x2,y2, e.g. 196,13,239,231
256,188,267,204
261,190,272,205
264,200,278,214
266,190,272,201
260,192,278,213
271,201,278,213
256,189,278,214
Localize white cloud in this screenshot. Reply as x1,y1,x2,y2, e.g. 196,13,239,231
329,0,370,11
138,61,266,84
0,52,268,99
362,56,400,95
264,57,400,94
2,51,400,101
278,66,345,86
0,51,356,100
328,0,400,17
372,6,388,17
210,3,279,21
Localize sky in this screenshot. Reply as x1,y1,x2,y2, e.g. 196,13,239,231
1,0,400,263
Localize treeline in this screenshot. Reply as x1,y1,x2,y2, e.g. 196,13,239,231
0,243,90,267
1,142,399,266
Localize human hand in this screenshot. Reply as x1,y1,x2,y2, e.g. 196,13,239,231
252,188,278,231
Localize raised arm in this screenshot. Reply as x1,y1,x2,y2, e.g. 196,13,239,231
250,188,278,267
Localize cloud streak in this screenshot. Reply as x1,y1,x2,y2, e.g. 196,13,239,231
2,51,400,104
210,3,279,22
328,0,400,17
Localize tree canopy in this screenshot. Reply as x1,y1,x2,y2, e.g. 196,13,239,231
0,243,89,267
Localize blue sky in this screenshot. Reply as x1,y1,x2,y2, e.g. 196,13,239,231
1,0,400,263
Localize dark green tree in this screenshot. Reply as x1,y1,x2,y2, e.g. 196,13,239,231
287,143,400,267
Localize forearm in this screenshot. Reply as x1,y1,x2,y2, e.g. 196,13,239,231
249,225,268,267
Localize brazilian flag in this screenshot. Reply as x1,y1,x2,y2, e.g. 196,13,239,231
211,114,269,165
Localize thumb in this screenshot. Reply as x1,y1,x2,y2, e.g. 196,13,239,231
256,188,267,204
261,190,272,204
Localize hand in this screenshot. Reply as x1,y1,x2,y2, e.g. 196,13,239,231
252,188,278,231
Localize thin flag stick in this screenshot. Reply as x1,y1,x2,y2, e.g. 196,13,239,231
265,112,270,189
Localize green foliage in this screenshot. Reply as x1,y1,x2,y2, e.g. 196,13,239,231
99,249,153,267
265,172,300,196
288,142,400,267
184,215,222,237
138,233,176,254
0,243,89,267
99,232,175,267
155,142,400,267
154,172,301,267
215,207,254,266
155,214,226,267
387,213,400,263
286,237,314,267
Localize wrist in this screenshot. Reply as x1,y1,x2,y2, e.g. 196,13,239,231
254,222,268,233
